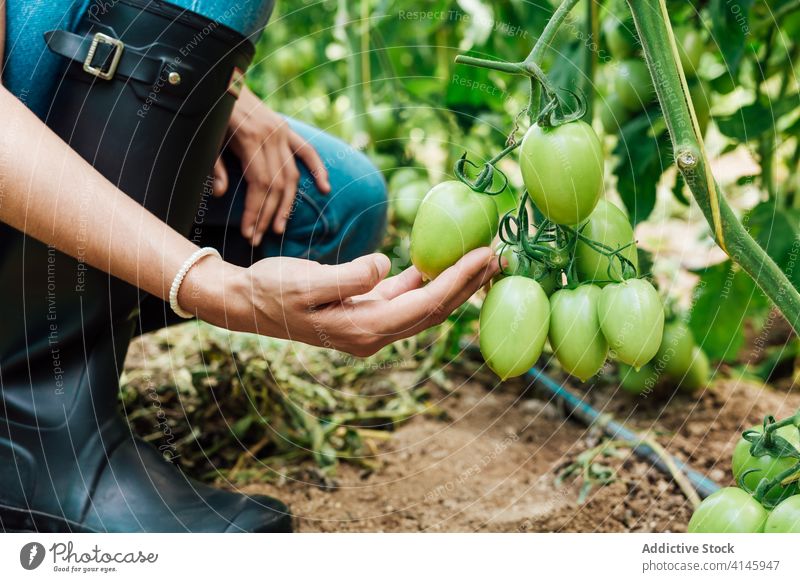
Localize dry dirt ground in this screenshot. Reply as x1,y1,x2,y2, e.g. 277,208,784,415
242,373,800,532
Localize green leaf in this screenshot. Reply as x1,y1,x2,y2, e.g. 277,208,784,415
548,34,585,97
689,261,768,362
717,98,798,142
746,201,798,264
231,415,255,439
612,111,670,224
447,51,507,114
672,173,689,206
745,201,800,291
709,0,755,77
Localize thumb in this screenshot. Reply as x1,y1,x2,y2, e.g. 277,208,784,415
310,253,391,306
213,157,229,197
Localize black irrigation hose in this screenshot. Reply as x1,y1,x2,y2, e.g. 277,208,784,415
524,366,721,499
462,341,720,499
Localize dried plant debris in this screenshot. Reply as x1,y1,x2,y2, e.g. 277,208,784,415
121,322,467,486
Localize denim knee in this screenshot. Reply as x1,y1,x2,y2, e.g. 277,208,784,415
317,150,388,264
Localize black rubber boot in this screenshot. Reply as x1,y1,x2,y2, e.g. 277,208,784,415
0,0,290,533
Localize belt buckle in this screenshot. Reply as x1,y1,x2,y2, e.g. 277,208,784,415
83,32,124,81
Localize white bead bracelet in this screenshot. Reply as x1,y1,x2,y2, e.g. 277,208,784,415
169,247,222,319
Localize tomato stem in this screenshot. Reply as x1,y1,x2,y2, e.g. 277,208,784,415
526,0,582,65
457,0,584,127
627,0,800,334
452,55,527,75
561,225,639,280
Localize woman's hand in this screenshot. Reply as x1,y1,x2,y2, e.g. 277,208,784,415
215,87,331,245
179,248,500,357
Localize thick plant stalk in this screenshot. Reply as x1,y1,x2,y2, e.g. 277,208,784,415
627,0,800,332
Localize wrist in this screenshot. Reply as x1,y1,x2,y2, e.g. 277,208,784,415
177,254,249,327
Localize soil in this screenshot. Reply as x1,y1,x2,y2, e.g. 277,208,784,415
243,373,800,532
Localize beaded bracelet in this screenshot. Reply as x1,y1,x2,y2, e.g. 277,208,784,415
168,247,222,319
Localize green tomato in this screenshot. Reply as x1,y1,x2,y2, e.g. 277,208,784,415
687,487,768,533
689,81,711,137
614,60,654,111
676,28,704,78
520,120,604,226
294,38,316,68
392,181,429,225
619,362,660,395
765,495,800,533
273,48,301,78
273,38,316,78
574,199,638,285
603,16,638,60
410,181,499,280
598,93,631,135
496,244,521,278
479,276,550,380
389,168,424,192
549,285,608,381
598,279,664,368
535,268,561,297
368,105,397,142
370,152,396,174
732,425,800,506
681,346,710,392
654,320,695,378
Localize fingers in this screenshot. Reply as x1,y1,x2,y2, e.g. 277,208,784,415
213,157,228,197
241,180,271,245
241,143,287,246
382,247,498,337
273,156,301,235
289,131,330,194
365,266,425,301
308,254,391,306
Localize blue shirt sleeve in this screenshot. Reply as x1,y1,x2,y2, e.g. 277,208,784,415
168,0,275,38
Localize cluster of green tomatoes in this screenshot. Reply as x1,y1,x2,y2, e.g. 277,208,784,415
689,422,800,533
408,117,671,383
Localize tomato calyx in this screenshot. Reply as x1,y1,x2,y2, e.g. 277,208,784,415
495,190,641,290
498,192,572,276
563,223,639,285
536,87,588,128
738,415,800,508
